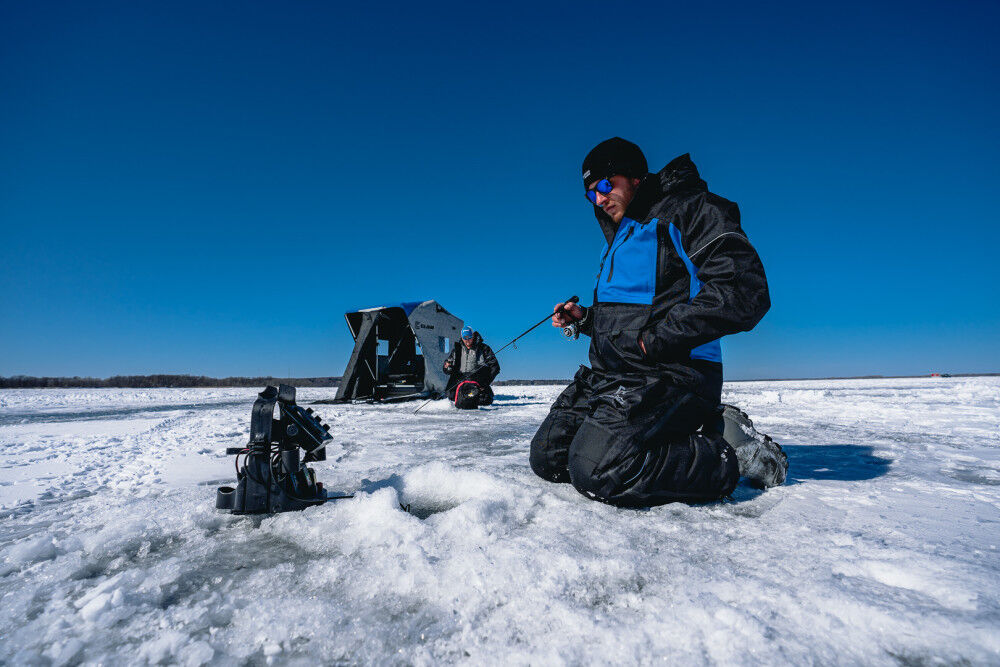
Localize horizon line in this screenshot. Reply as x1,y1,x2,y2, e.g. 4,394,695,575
1,371,997,389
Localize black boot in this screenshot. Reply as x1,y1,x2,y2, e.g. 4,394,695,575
720,405,788,489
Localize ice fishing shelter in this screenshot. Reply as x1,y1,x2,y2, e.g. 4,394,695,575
334,300,464,402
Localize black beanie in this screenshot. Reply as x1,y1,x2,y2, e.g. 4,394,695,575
582,137,648,187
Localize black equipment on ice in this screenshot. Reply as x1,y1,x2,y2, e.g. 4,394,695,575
332,300,464,403
215,384,352,514
453,380,482,410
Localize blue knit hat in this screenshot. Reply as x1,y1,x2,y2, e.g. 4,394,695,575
461,326,474,340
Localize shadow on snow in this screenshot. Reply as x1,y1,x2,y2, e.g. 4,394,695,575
783,444,892,483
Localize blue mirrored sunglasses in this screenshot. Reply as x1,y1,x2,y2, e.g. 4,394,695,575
585,178,613,204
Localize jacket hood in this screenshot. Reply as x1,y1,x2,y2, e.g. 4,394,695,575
654,153,707,197
592,153,708,244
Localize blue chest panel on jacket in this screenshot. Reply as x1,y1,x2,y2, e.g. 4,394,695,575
595,217,658,305
667,222,722,363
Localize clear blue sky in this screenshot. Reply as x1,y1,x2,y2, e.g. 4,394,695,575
2,1,997,380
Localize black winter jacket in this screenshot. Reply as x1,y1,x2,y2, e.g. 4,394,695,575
443,332,500,387
578,154,770,402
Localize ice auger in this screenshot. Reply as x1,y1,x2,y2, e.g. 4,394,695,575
215,384,352,514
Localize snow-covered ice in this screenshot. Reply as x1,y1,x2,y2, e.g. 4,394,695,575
1,377,998,664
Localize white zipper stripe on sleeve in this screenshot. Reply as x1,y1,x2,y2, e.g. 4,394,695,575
687,232,750,259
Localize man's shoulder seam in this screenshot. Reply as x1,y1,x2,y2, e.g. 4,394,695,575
688,232,750,259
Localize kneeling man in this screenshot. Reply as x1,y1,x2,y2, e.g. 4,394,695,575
443,326,500,407
531,138,787,506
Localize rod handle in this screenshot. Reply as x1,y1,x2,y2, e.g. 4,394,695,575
557,296,581,323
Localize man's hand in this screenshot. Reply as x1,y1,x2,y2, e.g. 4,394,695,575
443,360,453,372
551,301,584,327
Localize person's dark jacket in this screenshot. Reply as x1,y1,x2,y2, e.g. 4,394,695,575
576,154,770,402
443,332,500,388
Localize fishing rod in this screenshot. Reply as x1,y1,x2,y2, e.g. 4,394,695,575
493,295,580,355
413,296,580,414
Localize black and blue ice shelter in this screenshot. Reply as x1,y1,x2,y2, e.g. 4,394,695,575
333,300,464,402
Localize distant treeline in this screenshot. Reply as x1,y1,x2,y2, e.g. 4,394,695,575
0,375,342,389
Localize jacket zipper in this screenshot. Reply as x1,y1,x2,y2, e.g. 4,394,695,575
607,225,634,282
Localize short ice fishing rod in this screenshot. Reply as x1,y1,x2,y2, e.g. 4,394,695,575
492,295,579,355
413,296,580,414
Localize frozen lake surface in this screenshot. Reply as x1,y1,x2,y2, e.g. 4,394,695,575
1,377,999,665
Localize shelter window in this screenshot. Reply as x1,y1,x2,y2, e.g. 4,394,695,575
378,340,389,356
439,336,450,353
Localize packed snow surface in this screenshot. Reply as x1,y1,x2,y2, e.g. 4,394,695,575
1,377,998,665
